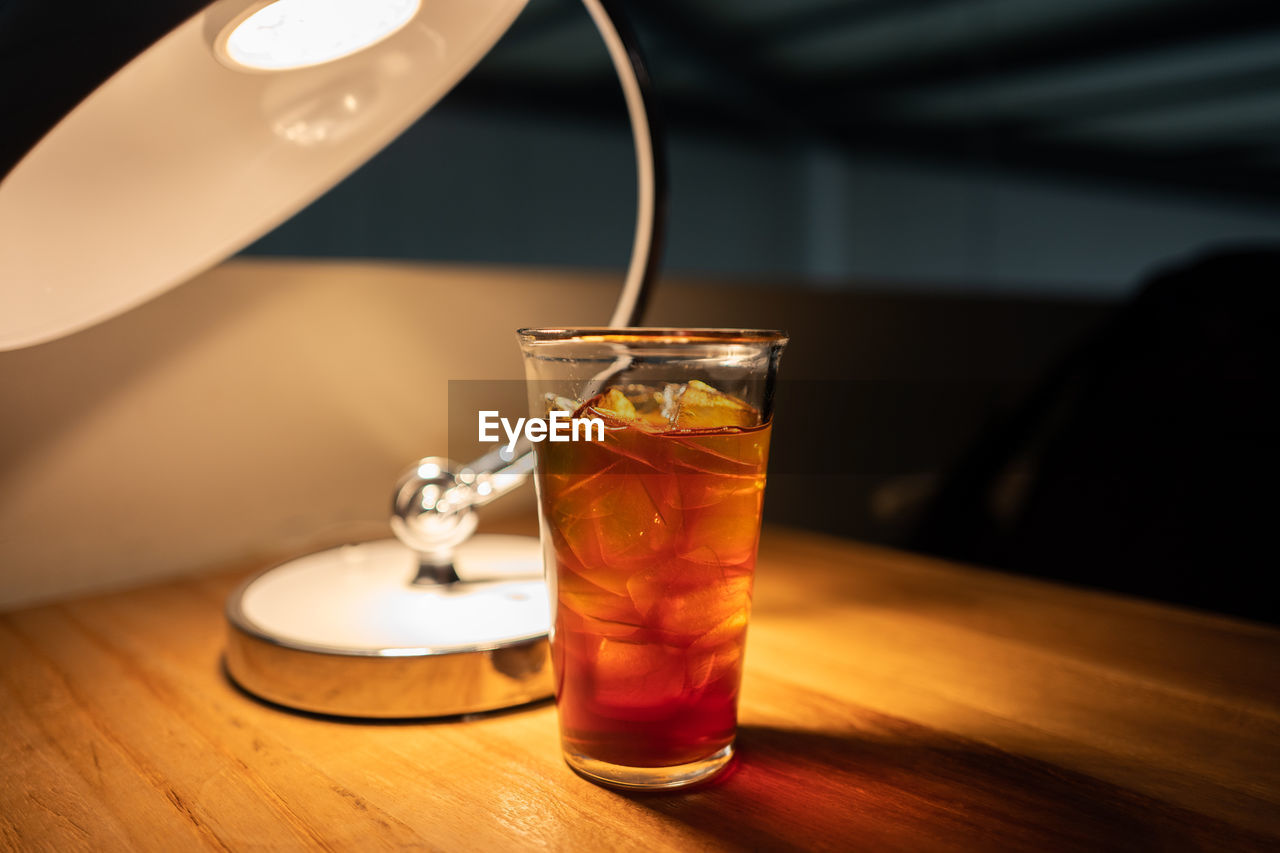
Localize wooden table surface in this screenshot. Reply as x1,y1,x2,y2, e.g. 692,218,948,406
2,523,1278,852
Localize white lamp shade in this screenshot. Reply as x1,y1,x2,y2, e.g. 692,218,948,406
0,0,529,350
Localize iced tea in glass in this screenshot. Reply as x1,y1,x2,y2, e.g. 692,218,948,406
518,329,786,789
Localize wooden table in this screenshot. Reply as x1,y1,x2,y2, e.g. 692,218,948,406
2,524,1277,851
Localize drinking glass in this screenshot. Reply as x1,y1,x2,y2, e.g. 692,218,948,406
518,328,786,789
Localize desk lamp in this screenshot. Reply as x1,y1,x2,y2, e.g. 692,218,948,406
0,0,665,717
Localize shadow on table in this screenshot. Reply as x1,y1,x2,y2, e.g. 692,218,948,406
619,723,1272,852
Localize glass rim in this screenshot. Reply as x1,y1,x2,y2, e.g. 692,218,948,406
517,327,788,345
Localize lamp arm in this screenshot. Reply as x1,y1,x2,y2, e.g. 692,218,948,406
584,0,667,328
390,0,665,570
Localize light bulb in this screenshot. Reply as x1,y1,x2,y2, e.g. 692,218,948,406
223,0,421,71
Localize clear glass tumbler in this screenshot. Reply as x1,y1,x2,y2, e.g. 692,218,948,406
518,328,787,789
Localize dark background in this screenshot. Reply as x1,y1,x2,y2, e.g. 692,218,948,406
5,0,1280,290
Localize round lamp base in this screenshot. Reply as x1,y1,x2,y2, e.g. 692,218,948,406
225,535,552,718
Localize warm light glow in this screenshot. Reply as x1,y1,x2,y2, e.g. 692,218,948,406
224,0,421,71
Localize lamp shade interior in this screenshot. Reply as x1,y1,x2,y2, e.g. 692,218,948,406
0,0,529,350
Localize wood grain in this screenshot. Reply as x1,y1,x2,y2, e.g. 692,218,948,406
2,522,1277,852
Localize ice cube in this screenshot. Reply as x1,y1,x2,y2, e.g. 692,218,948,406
545,393,580,413
553,474,681,580
619,384,672,428
547,468,624,519
591,637,686,712
676,486,764,566
639,568,753,638
670,380,759,430
601,477,679,560
558,570,642,624
558,605,643,640
590,387,638,421
668,430,768,474
579,385,677,431
551,517,625,593
685,647,719,692
625,558,730,625
691,610,749,650
673,470,759,509
624,566,671,620
685,637,746,692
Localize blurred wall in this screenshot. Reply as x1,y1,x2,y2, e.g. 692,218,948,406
245,107,1280,298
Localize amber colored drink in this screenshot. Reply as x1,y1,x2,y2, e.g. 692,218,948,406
538,389,770,771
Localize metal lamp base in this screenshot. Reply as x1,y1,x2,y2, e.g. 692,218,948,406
225,535,553,718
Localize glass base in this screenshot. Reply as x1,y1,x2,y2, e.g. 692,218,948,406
563,743,734,790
